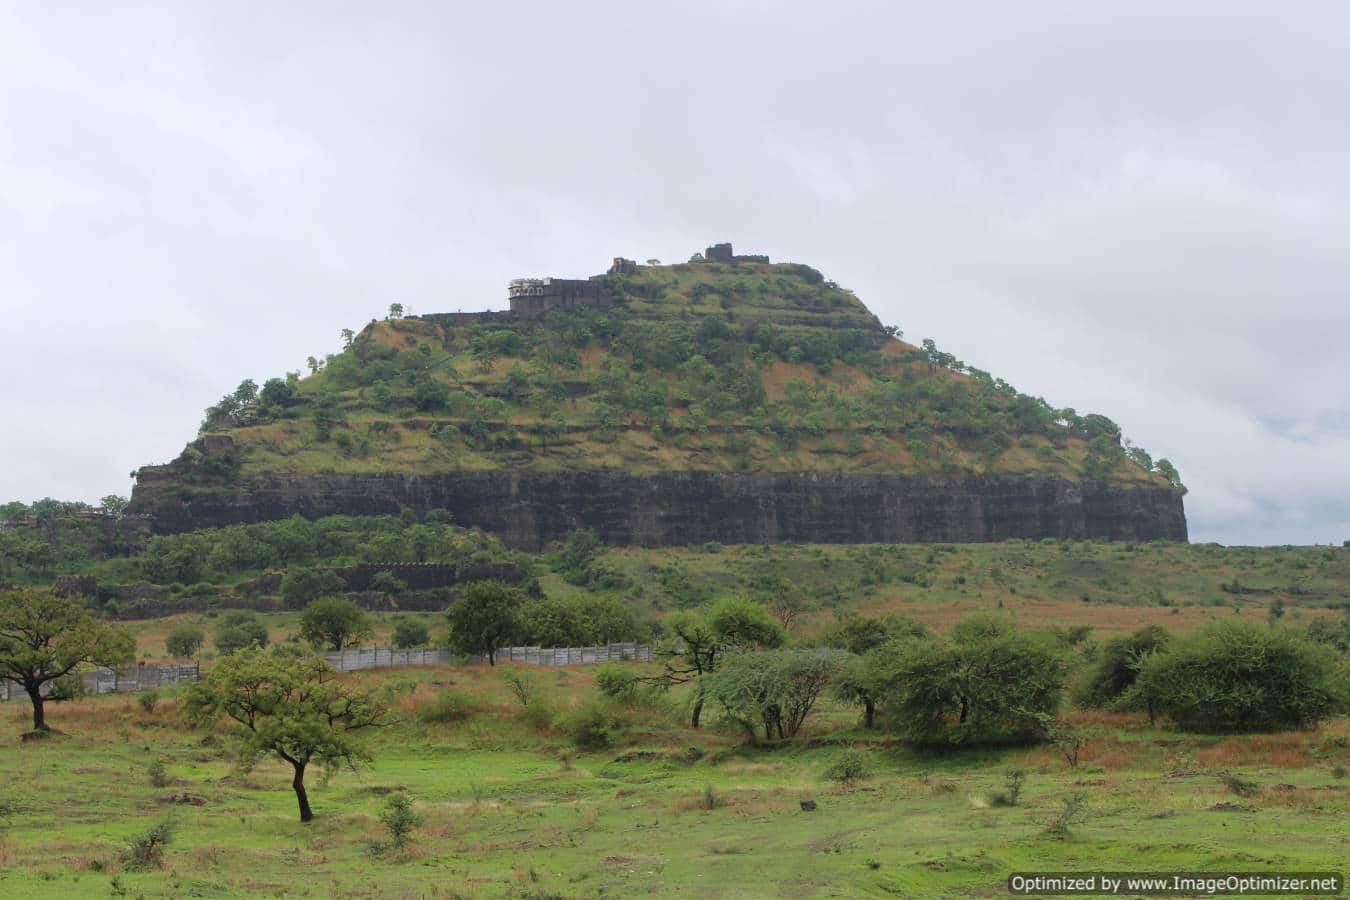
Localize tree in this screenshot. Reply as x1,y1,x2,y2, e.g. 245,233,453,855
824,614,928,655
391,619,430,649
445,581,523,665
165,626,206,658
215,611,269,655
875,615,1067,746
369,572,407,596
1072,624,1169,712
703,648,846,743
1128,620,1344,732
387,303,405,320
184,647,386,821
281,568,346,609
99,495,129,516
1154,458,1187,495
340,328,355,348
0,589,135,731
299,598,373,651
656,597,785,727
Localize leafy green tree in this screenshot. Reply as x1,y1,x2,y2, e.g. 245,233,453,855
1154,458,1187,494
165,626,206,658
824,614,928,655
1072,624,1170,712
369,572,407,596
1128,620,1343,732
874,615,1067,746
299,598,373,651
184,647,386,821
215,611,269,655
387,303,404,320
99,495,129,515
445,581,524,665
703,648,847,743
0,589,135,731
1306,613,1350,654
391,619,430,649
281,568,345,609
657,597,785,727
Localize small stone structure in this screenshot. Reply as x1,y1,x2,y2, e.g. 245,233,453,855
507,277,618,317
704,242,770,264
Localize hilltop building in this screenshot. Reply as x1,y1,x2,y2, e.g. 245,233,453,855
704,242,769,264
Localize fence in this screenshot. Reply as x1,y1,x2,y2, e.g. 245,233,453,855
325,642,653,672
0,663,200,702
1,643,654,699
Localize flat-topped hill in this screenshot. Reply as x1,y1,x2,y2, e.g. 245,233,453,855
128,247,1187,547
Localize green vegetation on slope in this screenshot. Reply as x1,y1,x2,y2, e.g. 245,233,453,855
173,259,1183,487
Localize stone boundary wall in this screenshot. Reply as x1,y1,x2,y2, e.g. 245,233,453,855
0,663,200,702
325,642,652,672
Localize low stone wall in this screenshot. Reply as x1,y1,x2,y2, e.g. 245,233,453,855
324,642,652,672
0,663,200,701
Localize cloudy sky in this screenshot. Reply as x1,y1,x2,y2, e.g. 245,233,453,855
2,1,1347,546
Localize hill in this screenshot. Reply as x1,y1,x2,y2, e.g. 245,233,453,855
126,244,1187,547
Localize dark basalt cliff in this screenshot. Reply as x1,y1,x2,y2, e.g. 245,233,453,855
128,468,1187,550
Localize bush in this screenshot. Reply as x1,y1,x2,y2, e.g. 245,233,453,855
989,770,1025,807
281,567,345,609
122,820,174,870
138,690,159,713
215,611,268,655
369,572,408,596
165,626,205,658
875,616,1067,746
147,760,170,787
48,673,85,701
702,648,847,743
299,597,373,651
1073,625,1169,709
1128,621,1345,732
391,619,430,649
370,794,423,855
595,663,641,700
557,701,623,750
822,749,871,784
416,689,474,725
501,668,538,707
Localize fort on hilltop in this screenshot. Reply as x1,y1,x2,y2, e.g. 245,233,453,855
127,241,1188,549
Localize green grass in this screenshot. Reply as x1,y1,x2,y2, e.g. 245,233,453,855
1,666,1346,898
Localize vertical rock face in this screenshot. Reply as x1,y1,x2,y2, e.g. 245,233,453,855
128,469,1186,549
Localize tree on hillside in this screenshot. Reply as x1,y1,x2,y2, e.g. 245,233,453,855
392,619,430,649
299,598,373,651
165,626,205,658
0,589,135,731
215,611,269,655
656,597,785,727
445,581,524,665
184,647,386,821
387,303,404,320
98,495,129,516
281,568,345,609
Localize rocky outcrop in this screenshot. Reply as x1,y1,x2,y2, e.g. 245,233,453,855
128,468,1186,549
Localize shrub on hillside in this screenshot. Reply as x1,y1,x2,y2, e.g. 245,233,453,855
702,648,847,743
165,626,205,658
415,689,474,725
391,619,430,648
214,611,268,655
1127,620,1344,732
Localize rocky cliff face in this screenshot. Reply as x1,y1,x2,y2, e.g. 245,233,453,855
128,467,1186,549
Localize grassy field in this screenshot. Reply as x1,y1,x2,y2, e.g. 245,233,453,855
2,665,1347,898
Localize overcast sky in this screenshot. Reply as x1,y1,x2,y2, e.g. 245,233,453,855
2,1,1347,546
